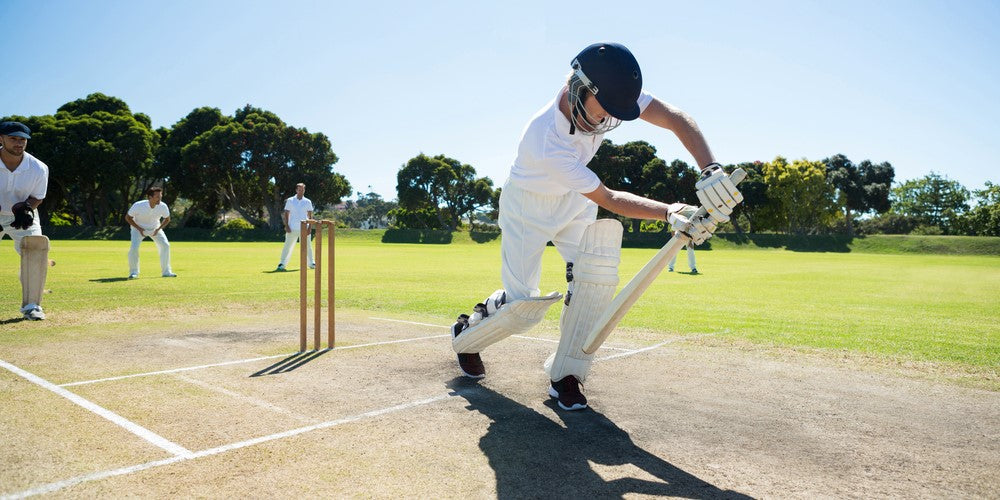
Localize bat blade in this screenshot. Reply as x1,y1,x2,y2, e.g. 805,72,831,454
581,168,746,354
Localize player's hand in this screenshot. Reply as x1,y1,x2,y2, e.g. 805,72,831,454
11,201,34,230
666,203,698,221
682,216,715,245
695,164,743,223
668,209,715,245
687,216,717,245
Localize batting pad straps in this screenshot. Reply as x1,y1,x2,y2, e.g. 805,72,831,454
452,292,562,354
546,219,623,383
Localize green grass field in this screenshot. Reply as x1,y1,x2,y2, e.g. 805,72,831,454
2,234,997,384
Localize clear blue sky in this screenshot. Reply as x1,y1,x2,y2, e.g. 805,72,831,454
3,0,997,201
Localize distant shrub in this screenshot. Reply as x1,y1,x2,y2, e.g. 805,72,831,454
219,218,255,231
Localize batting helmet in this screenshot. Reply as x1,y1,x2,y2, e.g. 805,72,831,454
571,43,643,121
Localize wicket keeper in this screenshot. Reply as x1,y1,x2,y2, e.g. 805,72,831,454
0,121,50,321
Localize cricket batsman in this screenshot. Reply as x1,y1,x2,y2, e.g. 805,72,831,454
0,121,51,321
450,43,742,410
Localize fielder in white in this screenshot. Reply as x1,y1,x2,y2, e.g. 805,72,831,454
125,187,176,279
0,121,50,320
668,244,697,274
276,183,315,271
450,43,742,410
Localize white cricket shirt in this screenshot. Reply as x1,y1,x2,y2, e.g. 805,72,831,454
507,89,654,196
127,200,170,229
284,196,314,225
0,152,49,216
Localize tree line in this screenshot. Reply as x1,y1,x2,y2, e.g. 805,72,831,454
4,93,350,230
6,93,997,236
388,140,998,237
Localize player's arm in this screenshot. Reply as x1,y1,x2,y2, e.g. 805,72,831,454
153,216,170,236
582,183,691,222
125,214,144,233
639,97,716,170
25,196,43,210
283,210,291,232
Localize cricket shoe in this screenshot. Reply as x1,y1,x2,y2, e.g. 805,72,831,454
162,272,177,277
275,264,286,272
549,375,587,411
128,273,138,279
452,314,485,379
21,304,45,321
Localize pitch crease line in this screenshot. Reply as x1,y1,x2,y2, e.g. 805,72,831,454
595,332,722,361
60,333,449,387
0,359,191,458
368,317,636,353
370,317,450,328
2,393,454,500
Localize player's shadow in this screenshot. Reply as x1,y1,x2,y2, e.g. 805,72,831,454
89,277,131,283
0,317,26,325
249,349,329,376
447,377,752,499
263,268,299,274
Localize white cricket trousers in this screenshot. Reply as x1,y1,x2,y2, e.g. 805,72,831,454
279,228,314,267
668,245,696,270
128,227,172,275
498,180,598,301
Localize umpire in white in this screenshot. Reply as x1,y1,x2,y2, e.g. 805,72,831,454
276,183,315,271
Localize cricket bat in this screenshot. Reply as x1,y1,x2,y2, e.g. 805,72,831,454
20,235,50,308
581,169,746,354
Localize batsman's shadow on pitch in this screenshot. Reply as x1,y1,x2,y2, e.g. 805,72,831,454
249,350,329,376
89,277,131,283
446,377,753,500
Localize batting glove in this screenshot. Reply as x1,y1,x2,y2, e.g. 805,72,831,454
695,164,743,224
11,201,34,230
668,210,715,245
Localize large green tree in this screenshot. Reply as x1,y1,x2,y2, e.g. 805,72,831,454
959,182,1000,236
762,156,838,234
728,161,769,233
823,154,865,235
588,140,676,232
858,160,894,215
156,107,230,227
394,153,493,230
891,172,969,233
823,154,895,235
179,105,350,229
